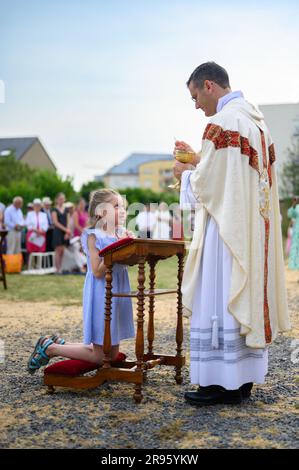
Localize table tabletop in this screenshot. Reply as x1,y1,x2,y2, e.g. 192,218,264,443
101,238,185,266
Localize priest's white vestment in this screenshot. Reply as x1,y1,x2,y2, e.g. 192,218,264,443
180,93,291,389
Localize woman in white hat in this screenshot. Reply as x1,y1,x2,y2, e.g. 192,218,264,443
25,198,49,253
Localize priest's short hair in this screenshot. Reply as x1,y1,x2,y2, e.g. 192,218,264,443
187,62,230,89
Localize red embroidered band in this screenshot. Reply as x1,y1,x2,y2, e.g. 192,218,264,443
203,123,276,178
259,128,272,344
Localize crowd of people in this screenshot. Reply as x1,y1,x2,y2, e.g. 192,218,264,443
135,202,184,240
0,193,89,274
0,193,185,275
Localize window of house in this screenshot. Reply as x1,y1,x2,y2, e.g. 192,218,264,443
0,149,11,156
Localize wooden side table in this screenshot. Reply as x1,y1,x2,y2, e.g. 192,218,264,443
0,229,7,289
44,239,186,403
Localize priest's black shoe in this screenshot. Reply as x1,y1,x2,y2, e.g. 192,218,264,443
239,382,253,398
184,387,243,406
197,385,224,395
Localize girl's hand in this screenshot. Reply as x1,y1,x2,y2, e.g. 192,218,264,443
117,229,135,239
123,229,135,239
65,228,71,235
99,259,107,271
95,259,107,278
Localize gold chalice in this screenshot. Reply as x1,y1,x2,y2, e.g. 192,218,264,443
175,150,196,164
169,150,196,189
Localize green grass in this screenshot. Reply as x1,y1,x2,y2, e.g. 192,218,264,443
129,255,180,290
1,257,180,304
0,274,85,304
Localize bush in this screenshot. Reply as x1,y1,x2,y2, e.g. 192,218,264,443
118,187,179,206
79,180,105,202
0,155,76,206
0,155,179,210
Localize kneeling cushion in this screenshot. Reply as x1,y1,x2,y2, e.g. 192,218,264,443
44,352,127,376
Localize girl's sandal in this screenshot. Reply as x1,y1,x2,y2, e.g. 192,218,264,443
27,336,54,375
50,335,65,345
41,334,65,345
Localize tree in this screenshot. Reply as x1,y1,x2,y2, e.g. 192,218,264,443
79,180,105,202
0,154,32,186
118,187,179,206
280,133,299,199
31,170,75,202
0,154,76,207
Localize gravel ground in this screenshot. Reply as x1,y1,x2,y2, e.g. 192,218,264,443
0,268,298,449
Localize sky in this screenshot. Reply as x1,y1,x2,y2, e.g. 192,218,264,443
0,0,299,190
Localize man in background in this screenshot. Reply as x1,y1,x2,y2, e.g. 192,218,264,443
4,196,24,254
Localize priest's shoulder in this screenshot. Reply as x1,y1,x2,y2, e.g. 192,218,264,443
208,106,242,132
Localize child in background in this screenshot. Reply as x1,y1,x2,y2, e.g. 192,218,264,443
27,189,135,373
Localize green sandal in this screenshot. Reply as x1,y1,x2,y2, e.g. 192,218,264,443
51,334,65,345
41,334,65,345
27,336,54,375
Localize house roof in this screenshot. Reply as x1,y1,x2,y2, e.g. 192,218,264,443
0,137,56,170
0,137,38,160
105,153,173,175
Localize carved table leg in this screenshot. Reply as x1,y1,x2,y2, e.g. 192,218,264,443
175,253,184,384
134,258,146,403
103,263,113,369
147,259,157,356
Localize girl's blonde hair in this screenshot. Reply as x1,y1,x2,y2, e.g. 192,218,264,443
88,188,119,228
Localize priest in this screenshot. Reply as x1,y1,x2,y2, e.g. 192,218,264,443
173,62,291,406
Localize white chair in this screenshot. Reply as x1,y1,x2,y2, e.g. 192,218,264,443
22,251,56,275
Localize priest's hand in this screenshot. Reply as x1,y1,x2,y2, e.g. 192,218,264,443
173,160,193,181
174,140,194,153
174,141,201,166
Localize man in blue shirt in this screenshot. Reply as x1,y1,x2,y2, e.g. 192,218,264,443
4,197,25,254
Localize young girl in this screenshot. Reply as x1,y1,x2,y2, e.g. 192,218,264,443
27,189,135,373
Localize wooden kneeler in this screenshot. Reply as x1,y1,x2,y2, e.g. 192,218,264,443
44,238,186,403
